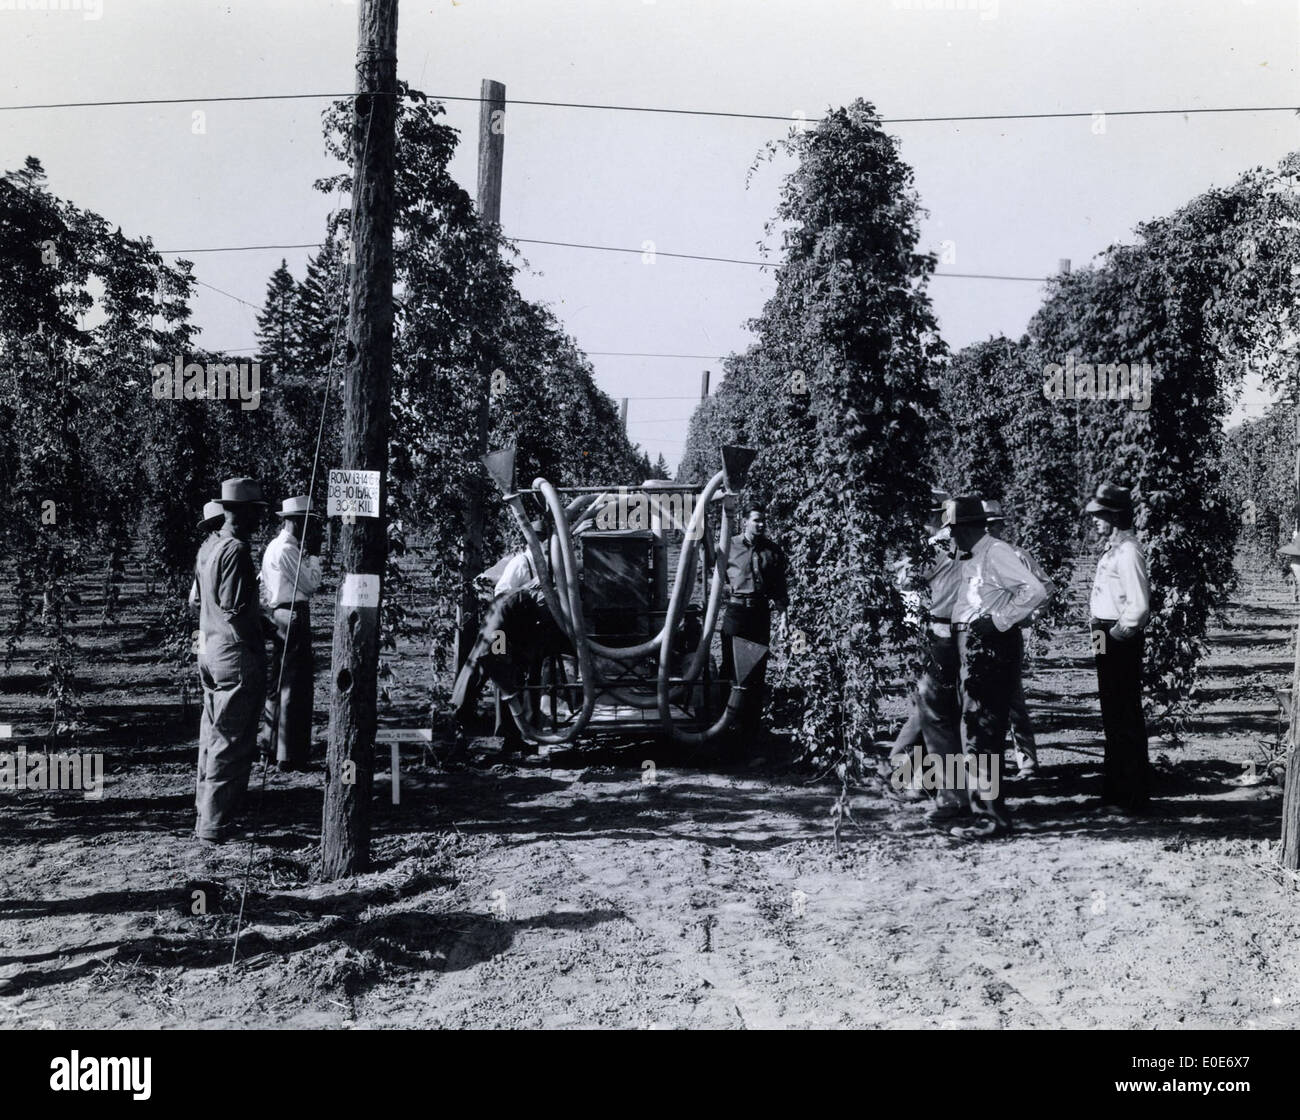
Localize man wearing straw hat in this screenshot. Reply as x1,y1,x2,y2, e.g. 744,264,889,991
983,499,1056,778
1085,482,1151,812
259,495,324,770
194,477,269,843
945,495,1048,839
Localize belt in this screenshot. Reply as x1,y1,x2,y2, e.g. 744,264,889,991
729,593,762,606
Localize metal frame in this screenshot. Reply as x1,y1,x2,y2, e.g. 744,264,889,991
482,448,765,747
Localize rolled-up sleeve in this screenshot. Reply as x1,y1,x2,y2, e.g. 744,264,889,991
989,543,1048,631
281,543,322,598
1115,543,1151,633
217,543,258,620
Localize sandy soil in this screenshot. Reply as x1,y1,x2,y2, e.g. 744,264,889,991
1,556,1298,1029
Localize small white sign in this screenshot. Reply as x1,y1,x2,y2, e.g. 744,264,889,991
327,469,381,518
340,573,380,608
374,728,433,743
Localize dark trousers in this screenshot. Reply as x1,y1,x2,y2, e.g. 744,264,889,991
957,625,1021,818
452,590,568,745
196,648,265,841
260,603,315,765
891,630,963,799
720,601,771,748
1091,619,1150,808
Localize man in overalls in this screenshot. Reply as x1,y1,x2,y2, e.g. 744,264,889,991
195,477,268,843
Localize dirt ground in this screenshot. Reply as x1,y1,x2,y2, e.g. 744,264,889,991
2,555,1299,1030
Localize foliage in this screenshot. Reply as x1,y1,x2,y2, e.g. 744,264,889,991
1023,153,1300,735
929,335,1082,626
679,102,946,766
1222,400,1297,565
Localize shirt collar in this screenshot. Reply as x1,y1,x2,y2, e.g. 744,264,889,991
969,532,994,559
1106,527,1135,549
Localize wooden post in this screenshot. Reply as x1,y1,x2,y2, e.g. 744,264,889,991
321,0,398,880
1282,388,1300,868
477,79,506,225
700,369,710,401
619,397,628,433
456,79,507,672
1282,627,1300,868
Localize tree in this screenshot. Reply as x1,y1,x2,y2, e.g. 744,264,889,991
681,102,946,766
1025,152,1300,734
930,335,1078,621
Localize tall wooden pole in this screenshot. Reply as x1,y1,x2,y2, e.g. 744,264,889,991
700,369,710,402
1282,626,1300,868
456,79,507,671
1281,388,1300,868
321,0,398,880
477,79,505,226
619,397,628,433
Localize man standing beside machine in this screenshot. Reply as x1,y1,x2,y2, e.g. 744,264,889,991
720,502,788,759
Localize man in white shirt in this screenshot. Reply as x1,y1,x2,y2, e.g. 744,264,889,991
943,496,1048,839
1084,482,1151,812
984,499,1056,778
259,495,323,770
451,520,564,755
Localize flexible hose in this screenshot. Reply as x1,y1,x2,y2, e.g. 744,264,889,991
656,470,745,743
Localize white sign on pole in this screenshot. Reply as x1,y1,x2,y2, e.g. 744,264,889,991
340,573,380,608
327,469,381,518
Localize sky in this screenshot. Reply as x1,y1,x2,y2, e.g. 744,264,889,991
2,0,1298,470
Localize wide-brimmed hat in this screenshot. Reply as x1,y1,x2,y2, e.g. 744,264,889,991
197,499,224,530
1279,534,1300,560
1084,482,1132,516
217,477,268,507
929,487,950,512
982,499,1006,523
941,495,989,528
276,495,319,519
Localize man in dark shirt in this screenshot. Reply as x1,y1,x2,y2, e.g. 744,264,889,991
195,477,269,843
720,504,788,757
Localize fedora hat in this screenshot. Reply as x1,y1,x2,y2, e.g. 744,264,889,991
197,499,224,530
276,494,319,519
941,495,989,528
929,487,950,512
217,477,267,507
982,499,1006,523
1084,481,1132,516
